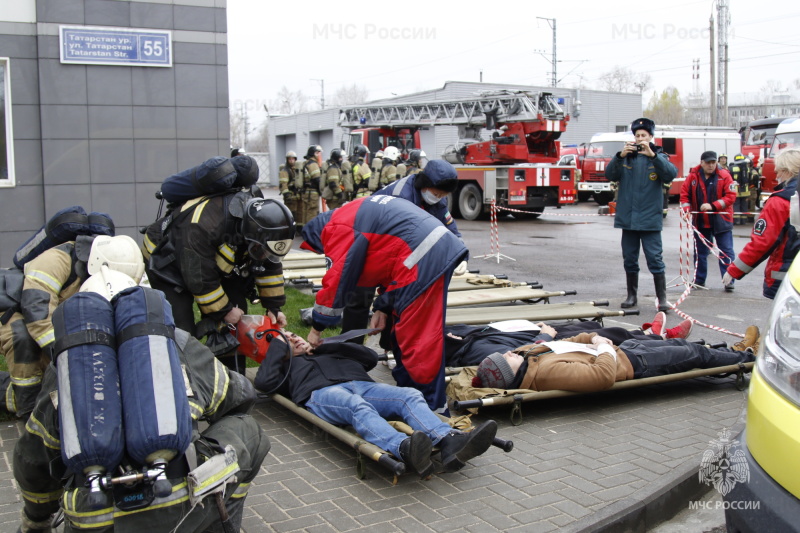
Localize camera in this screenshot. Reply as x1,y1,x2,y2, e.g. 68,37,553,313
636,144,644,152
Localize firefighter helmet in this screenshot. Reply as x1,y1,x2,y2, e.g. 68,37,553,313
408,149,427,164
306,145,323,159
383,146,400,162
286,150,297,159
734,153,746,162
80,266,138,301
241,198,296,263
375,150,384,158
87,235,145,284
355,145,369,158
330,149,344,162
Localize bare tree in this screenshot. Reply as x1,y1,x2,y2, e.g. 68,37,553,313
330,83,369,106
599,66,652,94
269,86,311,115
644,87,685,124
229,106,246,150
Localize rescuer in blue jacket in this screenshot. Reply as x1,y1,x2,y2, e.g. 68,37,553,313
300,195,468,413
605,117,677,312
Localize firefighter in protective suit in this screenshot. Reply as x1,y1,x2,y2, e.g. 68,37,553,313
370,149,384,190
321,149,346,210
279,150,302,225
301,145,323,224
405,149,427,177
142,195,295,371
379,147,400,186
301,195,469,413
12,273,270,533
730,153,755,225
351,145,372,199
0,235,143,420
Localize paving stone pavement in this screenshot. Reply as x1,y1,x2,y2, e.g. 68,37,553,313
0,361,747,533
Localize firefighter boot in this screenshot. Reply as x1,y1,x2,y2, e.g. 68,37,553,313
654,273,671,312
621,272,638,309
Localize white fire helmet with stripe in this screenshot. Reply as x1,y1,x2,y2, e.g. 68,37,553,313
88,235,145,284
80,265,138,301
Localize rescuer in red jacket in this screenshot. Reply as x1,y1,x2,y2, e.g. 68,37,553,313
300,195,469,413
680,151,738,291
724,148,800,298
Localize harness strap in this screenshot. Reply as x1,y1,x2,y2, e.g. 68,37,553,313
53,329,116,358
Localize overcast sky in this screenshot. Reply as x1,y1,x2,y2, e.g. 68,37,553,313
226,0,799,129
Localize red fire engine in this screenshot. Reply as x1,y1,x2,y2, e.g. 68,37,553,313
740,117,784,167
575,126,741,204
338,90,577,220
759,117,799,203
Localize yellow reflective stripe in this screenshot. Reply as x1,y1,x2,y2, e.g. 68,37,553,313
21,488,63,504
206,361,230,417
197,294,228,315
193,462,239,493
35,330,55,347
258,286,283,298
6,386,15,413
231,482,249,498
194,286,225,305
63,482,191,526
143,234,156,254
26,270,63,293
216,255,234,273
11,374,43,387
26,412,61,450
216,244,236,273
255,274,283,285
218,244,235,263
190,200,209,224
188,400,204,421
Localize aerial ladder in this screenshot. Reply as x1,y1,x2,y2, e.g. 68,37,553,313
337,90,577,220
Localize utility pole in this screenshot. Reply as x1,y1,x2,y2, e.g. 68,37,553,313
717,0,730,127
311,78,325,109
243,105,249,151
709,16,717,126
537,17,557,87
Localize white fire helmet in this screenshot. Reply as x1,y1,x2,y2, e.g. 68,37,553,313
80,266,138,301
383,146,400,162
88,235,145,283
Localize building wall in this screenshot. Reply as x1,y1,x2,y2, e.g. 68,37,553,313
267,81,642,180
0,0,229,267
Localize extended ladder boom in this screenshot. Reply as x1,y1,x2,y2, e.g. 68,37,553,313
338,90,567,129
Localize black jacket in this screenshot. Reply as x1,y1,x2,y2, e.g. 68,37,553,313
254,341,379,406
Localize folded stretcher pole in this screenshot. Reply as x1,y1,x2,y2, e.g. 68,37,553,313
452,362,754,411
269,393,406,477
446,288,577,307
444,301,639,325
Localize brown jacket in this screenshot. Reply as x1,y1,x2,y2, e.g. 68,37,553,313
513,332,635,392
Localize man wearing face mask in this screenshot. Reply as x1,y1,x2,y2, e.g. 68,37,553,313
337,160,468,346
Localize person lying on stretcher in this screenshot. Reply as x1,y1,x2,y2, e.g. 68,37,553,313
253,329,497,478
470,326,760,393
444,311,693,367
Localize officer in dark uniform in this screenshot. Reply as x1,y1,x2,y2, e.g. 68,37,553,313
142,196,295,371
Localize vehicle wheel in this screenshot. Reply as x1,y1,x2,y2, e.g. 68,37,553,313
458,183,484,221
595,192,614,206
577,191,592,202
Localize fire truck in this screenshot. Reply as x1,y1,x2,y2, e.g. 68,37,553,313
575,126,741,204
740,116,784,166
759,117,799,203
337,90,577,220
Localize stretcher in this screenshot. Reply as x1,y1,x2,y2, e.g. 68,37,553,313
260,392,513,484
447,287,576,307
446,362,754,425
283,268,327,280
448,277,541,292
445,301,639,326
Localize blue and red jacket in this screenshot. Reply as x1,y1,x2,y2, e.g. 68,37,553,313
680,165,737,234
375,175,463,239
728,177,799,298
301,195,468,329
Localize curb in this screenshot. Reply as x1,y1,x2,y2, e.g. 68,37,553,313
565,418,746,533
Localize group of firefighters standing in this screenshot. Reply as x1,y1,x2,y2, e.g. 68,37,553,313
278,144,428,227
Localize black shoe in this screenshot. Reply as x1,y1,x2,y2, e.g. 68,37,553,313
439,420,498,472
399,431,434,478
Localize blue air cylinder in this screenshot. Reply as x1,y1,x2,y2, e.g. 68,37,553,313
52,292,123,506
113,286,192,479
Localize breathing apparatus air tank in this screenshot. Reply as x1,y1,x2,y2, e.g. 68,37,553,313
52,291,123,510
113,286,192,497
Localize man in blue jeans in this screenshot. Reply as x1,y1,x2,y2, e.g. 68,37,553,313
680,151,738,291
253,330,497,478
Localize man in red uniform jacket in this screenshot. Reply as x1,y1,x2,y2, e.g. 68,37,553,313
300,195,468,413
680,151,738,291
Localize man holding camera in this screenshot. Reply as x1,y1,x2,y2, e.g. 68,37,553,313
605,117,677,312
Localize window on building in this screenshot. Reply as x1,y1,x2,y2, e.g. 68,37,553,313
0,58,15,187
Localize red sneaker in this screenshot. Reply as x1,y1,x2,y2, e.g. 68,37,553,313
646,312,667,336
665,319,693,339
